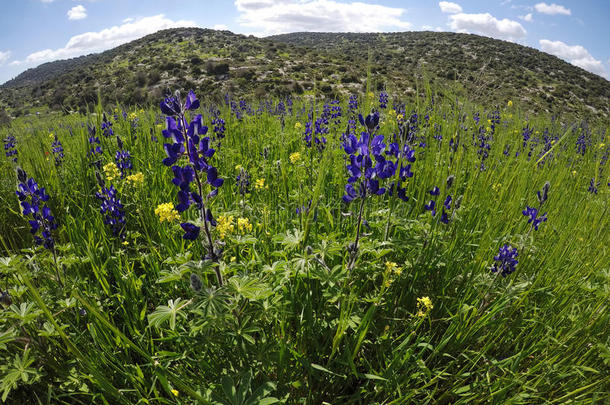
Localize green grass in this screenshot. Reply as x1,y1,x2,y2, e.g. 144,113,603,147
0,90,608,404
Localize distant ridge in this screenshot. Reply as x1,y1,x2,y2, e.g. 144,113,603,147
1,28,608,121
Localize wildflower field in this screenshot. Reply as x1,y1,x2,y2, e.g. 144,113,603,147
0,88,608,404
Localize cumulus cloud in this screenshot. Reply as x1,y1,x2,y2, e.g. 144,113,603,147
439,1,462,14
234,0,411,35
14,15,197,66
519,13,533,22
539,39,606,77
448,12,526,41
67,5,87,20
213,24,229,30
534,3,571,16
0,51,11,65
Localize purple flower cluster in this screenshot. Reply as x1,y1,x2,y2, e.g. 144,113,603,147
424,176,455,224
492,244,519,277
16,168,57,249
95,185,125,237
236,168,250,196
303,118,328,151
161,90,223,241
115,136,132,178
87,125,102,156
51,134,64,167
522,206,547,231
4,135,18,163
101,114,114,137
379,91,388,109
342,112,415,203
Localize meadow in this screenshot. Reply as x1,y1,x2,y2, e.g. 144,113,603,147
0,87,608,404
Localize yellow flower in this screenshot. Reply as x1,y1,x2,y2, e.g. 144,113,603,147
48,133,55,139
128,112,138,121
492,183,501,192
289,152,301,164
416,296,433,317
572,170,577,176
255,178,266,190
235,164,243,171
171,389,179,397
507,100,513,107
388,109,396,116
600,143,606,149
237,217,252,233
367,91,375,99
155,203,180,223
294,122,302,130
122,241,129,246
216,215,234,239
103,162,121,182
396,114,404,121
385,261,397,273
126,172,144,186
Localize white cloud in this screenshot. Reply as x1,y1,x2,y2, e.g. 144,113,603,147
421,25,444,32
448,12,526,41
0,51,11,65
14,15,197,66
519,13,533,22
439,1,462,14
39,0,55,3
539,39,606,77
67,5,87,20
234,0,411,35
213,24,229,30
534,3,571,16
122,17,134,23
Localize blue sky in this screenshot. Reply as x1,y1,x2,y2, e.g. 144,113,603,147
0,0,608,84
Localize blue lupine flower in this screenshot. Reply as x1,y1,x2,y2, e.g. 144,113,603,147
51,134,64,167
443,195,452,210
101,114,114,137
181,222,200,240
348,94,358,116
115,136,132,178
95,184,125,237
87,124,102,156
16,168,58,249
4,135,18,163
429,186,440,196
588,178,598,194
424,200,436,216
236,168,250,196
522,206,547,231
379,91,388,109
160,90,223,241
492,244,519,277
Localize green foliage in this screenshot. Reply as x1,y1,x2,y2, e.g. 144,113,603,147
0,86,608,403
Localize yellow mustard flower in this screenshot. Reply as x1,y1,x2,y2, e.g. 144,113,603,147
216,215,234,239
507,100,513,107
171,389,179,397
289,152,301,164
397,114,404,121
294,122,302,130
255,178,267,190
103,162,121,182
155,203,180,223
126,172,144,186
237,217,252,233
416,296,433,317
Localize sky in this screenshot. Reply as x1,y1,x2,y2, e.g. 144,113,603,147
0,0,609,84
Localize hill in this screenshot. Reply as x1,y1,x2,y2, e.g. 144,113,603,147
1,28,609,121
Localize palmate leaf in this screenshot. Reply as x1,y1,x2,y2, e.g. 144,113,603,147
228,276,273,301
272,228,303,250
147,298,189,331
